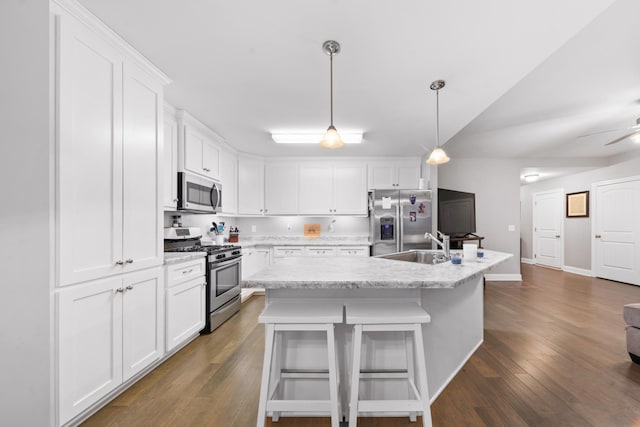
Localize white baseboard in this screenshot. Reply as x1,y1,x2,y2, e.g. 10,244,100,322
521,257,534,264
562,265,593,277
484,273,523,281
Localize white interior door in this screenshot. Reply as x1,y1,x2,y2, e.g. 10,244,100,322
533,189,564,269
593,177,640,286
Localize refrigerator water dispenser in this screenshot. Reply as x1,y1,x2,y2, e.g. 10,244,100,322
380,217,394,240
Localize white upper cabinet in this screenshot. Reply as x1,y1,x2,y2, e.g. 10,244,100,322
264,163,299,215
368,159,421,189
57,13,164,286
219,147,238,215
238,156,265,215
163,106,179,210
178,111,222,182
299,162,368,215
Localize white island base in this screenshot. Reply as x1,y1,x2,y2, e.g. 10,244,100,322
262,275,483,419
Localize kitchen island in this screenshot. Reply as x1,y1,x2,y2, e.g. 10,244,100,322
243,249,512,417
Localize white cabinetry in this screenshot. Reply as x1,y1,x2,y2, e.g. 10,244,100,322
57,268,164,424
273,246,306,258
337,247,370,257
238,156,265,215
299,162,367,215
165,258,206,352
273,245,369,258
264,163,299,214
368,160,420,189
178,111,222,181
242,247,270,278
57,13,163,286
219,147,238,215
163,105,179,210
305,246,337,257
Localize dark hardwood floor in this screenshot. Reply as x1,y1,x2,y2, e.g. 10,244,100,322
83,264,640,426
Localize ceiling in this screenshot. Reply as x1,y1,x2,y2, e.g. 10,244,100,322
78,0,640,173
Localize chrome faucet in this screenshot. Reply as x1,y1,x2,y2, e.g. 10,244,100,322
424,231,450,258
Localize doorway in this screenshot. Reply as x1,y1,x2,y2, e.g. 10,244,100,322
533,188,564,269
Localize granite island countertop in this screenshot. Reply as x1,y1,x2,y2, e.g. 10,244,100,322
242,249,512,289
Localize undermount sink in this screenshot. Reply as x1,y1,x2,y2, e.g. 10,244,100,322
378,250,447,265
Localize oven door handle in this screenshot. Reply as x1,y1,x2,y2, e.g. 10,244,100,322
211,257,241,269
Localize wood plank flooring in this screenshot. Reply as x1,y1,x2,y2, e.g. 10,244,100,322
83,264,640,426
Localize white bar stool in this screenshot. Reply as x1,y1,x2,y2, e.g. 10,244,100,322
256,301,343,427
346,302,432,427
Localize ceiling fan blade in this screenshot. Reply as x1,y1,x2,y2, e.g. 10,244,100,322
579,124,640,138
605,131,639,146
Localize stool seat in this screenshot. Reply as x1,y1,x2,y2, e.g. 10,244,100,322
624,303,640,328
624,303,640,365
346,302,431,324
259,301,343,324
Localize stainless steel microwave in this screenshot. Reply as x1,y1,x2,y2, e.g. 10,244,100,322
177,172,222,214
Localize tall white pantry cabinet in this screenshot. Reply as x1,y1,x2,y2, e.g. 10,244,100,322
51,1,171,425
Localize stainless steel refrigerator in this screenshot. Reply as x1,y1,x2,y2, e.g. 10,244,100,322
369,189,433,256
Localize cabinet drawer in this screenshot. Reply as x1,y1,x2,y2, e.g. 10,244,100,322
305,246,337,257
338,247,369,257
273,246,305,258
167,258,206,286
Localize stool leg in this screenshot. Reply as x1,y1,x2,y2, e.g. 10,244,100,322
257,323,275,427
272,330,283,422
326,324,340,427
349,324,363,427
405,330,417,422
412,325,432,427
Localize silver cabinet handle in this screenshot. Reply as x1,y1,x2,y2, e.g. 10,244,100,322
126,259,133,264
182,268,194,274
115,260,124,266
125,285,133,290
555,235,561,239
595,234,602,238
115,287,124,293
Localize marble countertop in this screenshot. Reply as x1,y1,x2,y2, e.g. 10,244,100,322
237,235,371,248
164,252,207,265
242,249,512,289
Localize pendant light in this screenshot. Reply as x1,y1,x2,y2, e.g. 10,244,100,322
426,80,450,165
319,40,345,149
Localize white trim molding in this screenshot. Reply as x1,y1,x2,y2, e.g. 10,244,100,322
562,265,593,277
521,257,535,264
484,274,523,281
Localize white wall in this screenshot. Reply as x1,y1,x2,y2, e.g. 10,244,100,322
0,1,52,425
438,158,522,276
520,155,640,270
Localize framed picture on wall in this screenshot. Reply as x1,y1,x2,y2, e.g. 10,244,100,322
566,191,589,217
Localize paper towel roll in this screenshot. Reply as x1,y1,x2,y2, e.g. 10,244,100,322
463,243,477,260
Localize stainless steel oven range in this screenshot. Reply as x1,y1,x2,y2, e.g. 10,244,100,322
164,227,242,334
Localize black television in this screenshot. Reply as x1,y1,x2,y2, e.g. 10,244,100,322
437,188,476,237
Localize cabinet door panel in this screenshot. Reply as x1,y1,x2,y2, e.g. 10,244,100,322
219,148,238,215
265,163,299,214
396,162,420,189
122,268,164,381
238,157,265,215
122,63,163,272
163,114,178,209
57,276,123,424
202,139,220,180
334,164,367,214
184,128,204,175
166,277,206,351
368,163,396,189
57,16,123,285
299,165,333,214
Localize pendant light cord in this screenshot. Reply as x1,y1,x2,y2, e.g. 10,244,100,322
435,88,440,148
330,51,334,127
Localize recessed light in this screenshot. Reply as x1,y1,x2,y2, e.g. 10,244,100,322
272,132,363,144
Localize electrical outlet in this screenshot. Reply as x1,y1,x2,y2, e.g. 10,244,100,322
251,225,257,233
287,224,292,231
508,225,516,232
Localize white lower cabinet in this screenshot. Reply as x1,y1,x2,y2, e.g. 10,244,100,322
242,247,270,279
165,258,206,352
338,247,370,257
57,267,164,425
273,245,370,258
305,246,337,257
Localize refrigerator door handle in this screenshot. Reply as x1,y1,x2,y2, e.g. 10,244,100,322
398,202,402,252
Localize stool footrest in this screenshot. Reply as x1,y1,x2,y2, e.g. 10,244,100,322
357,400,425,413
267,400,334,413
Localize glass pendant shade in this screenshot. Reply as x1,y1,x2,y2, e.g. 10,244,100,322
426,147,450,165
319,125,345,149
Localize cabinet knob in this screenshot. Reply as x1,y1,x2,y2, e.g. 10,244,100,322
183,268,194,274
115,287,124,293
595,234,602,239
173,198,178,203
115,260,124,266
126,258,133,264
555,235,561,239
125,285,133,290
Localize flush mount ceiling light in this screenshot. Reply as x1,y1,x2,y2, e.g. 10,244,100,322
319,40,344,149
524,174,539,182
272,132,363,144
426,80,450,165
